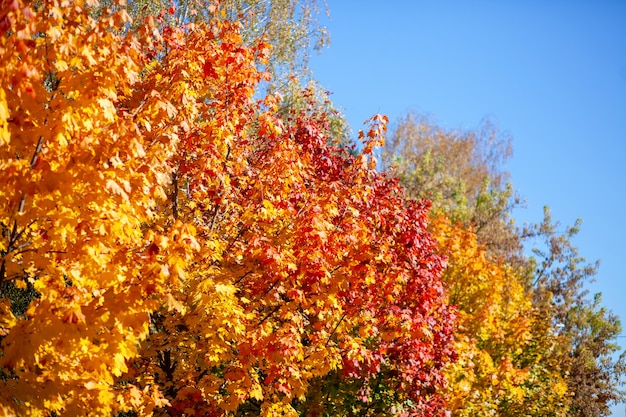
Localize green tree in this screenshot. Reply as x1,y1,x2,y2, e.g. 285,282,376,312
526,208,626,416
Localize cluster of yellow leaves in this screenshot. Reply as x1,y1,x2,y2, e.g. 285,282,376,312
0,0,193,415
431,214,569,416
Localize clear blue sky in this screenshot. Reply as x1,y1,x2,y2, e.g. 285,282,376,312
310,1,626,414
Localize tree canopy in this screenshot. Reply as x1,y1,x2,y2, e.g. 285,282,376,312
1,1,453,416
1,1,623,416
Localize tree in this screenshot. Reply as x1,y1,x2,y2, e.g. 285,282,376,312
525,208,626,416
1,0,190,414
431,213,569,416
566,294,625,416
0,2,456,416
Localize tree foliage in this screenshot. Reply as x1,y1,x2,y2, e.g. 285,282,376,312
0,1,454,416
2,0,624,416
100,0,329,92
431,214,569,416
525,208,626,416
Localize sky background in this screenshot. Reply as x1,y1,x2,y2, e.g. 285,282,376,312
309,1,626,415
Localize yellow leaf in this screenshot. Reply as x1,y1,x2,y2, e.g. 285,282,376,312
166,293,185,314
106,179,129,202
46,25,63,41
112,353,128,376
0,301,16,335
55,59,69,72
97,98,116,122
215,283,236,297
250,383,263,401
56,132,69,147
0,88,10,146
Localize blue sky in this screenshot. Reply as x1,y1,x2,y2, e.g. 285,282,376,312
310,1,626,414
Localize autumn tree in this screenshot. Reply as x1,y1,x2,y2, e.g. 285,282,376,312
0,2,455,417
1,0,195,414
111,0,346,144
429,213,569,416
